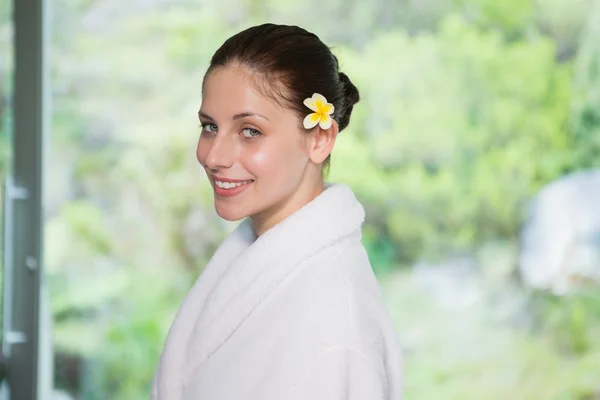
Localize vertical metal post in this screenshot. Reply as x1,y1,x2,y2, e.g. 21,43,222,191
2,0,48,398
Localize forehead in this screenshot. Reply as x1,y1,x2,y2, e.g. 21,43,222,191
201,66,285,118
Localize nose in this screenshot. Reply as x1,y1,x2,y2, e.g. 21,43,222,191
200,133,235,172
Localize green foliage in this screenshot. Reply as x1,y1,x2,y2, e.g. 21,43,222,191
570,1,600,169
533,289,600,355
457,0,535,35
92,276,174,400
381,268,600,400
332,16,573,261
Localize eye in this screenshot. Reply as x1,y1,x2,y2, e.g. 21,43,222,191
201,123,218,133
242,128,262,138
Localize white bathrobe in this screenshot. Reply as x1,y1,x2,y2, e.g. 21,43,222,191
152,184,403,399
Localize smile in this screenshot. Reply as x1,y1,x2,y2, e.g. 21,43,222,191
214,179,253,189
212,177,254,198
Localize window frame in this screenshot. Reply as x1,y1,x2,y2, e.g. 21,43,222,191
2,0,47,399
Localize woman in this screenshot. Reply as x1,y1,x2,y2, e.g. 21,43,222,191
152,23,403,400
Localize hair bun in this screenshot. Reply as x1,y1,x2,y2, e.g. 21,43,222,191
338,72,360,132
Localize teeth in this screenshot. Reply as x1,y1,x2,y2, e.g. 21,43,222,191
214,179,252,189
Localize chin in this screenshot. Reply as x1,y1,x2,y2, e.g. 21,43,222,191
214,203,248,222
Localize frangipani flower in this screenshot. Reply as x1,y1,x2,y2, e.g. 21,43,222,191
303,93,335,130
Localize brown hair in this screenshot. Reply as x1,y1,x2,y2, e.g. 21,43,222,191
203,23,360,170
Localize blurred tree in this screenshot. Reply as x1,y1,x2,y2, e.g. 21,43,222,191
535,0,594,60
570,0,600,169
456,0,536,37
331,15,573,261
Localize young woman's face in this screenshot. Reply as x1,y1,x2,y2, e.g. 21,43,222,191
197,66,323,233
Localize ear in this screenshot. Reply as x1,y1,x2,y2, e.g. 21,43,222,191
307,120,339,164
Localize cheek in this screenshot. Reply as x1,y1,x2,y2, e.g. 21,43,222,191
243,138,307,180
242,146,277,178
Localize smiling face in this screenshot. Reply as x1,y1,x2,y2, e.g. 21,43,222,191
197,65,333,235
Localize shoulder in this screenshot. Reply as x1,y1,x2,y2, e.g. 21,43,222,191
300,233,386,314
274,238,405,397
253,235,403,396
278,234,395,351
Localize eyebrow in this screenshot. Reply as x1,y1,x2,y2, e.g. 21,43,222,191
198,111,269,121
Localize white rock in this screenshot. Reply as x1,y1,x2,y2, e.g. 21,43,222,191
519,169,600,294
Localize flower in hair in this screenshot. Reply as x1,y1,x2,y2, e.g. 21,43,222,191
303,93,334,129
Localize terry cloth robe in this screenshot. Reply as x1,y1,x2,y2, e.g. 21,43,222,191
152,183,403,400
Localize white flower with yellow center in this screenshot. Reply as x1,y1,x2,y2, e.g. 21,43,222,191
303,93,335,130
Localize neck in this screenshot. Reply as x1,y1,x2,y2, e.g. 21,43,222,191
251,179,325,237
